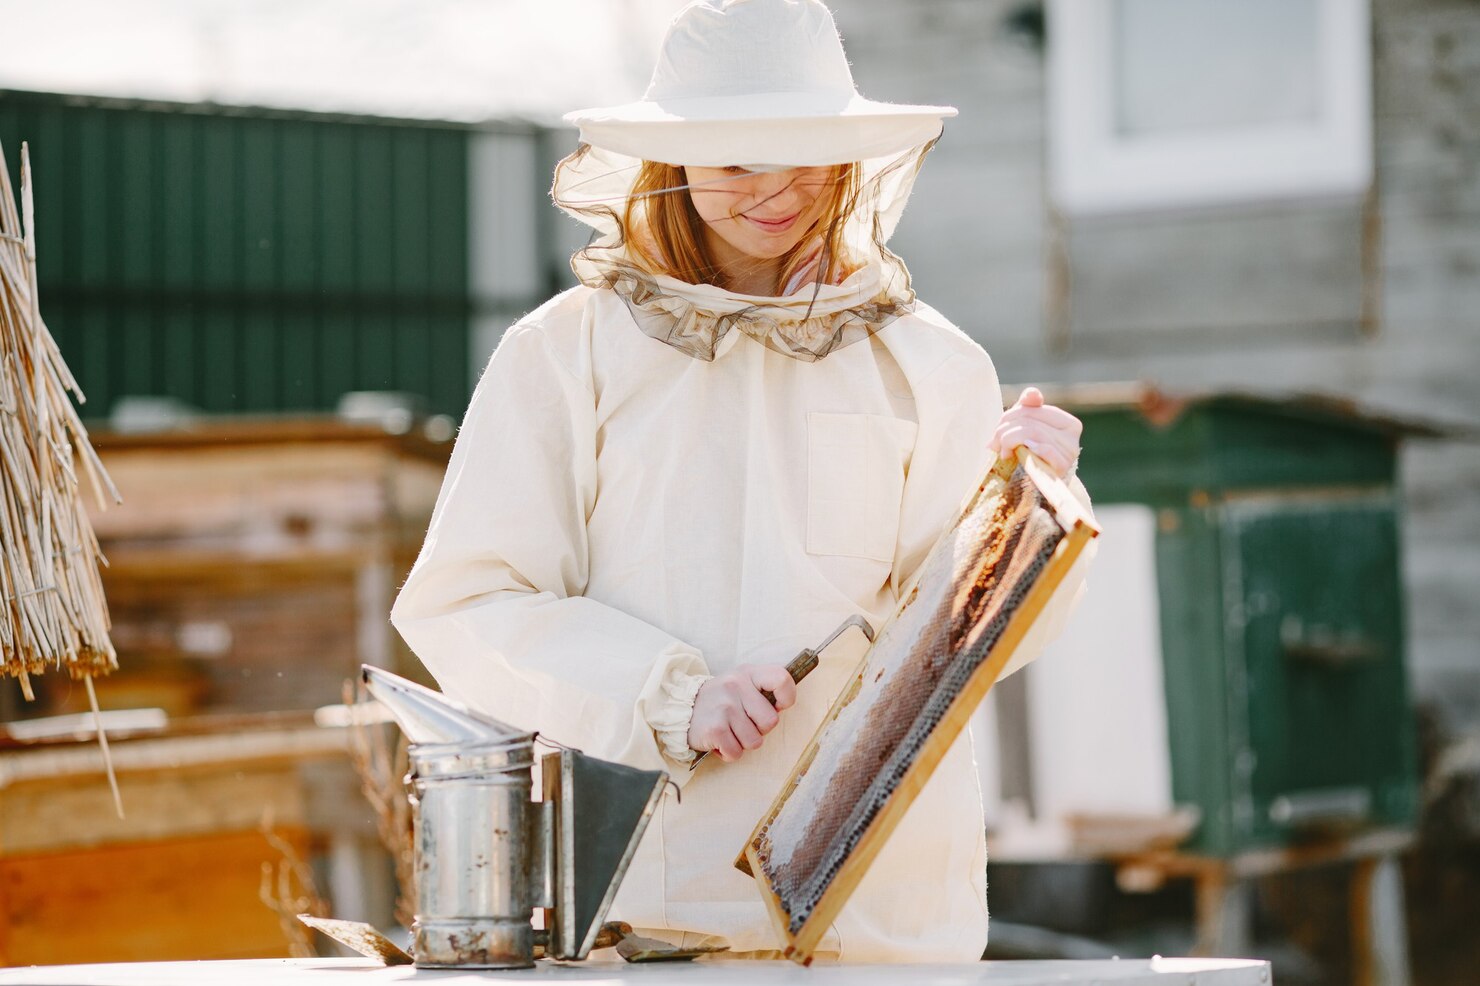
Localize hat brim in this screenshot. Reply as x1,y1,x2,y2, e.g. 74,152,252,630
564,91,957,167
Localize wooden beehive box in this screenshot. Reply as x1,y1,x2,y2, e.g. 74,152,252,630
0,711,364,965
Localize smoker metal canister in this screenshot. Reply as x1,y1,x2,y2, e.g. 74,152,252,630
408,735,539,969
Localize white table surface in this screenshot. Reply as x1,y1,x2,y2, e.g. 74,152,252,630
0,957,1272,985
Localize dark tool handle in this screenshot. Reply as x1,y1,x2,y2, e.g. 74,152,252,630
760,649,818,705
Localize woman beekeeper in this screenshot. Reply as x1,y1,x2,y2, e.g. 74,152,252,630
391,0,1094,963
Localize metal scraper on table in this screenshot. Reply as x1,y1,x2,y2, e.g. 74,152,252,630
615,932,730,962
689,614,876,771
297,915,413,965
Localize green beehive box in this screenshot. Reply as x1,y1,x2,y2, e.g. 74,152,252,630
1060,387,1425,857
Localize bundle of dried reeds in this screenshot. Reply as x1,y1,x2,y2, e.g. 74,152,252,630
0,140,124,810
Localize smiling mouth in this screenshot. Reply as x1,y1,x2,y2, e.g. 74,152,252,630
743,211,801,234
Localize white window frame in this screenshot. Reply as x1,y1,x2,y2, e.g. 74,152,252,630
1046,0,1372,216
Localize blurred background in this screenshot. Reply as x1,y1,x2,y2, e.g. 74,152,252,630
0,1,1475,983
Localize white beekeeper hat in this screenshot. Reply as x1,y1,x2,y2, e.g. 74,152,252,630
551,0,958,360
564,0,957,167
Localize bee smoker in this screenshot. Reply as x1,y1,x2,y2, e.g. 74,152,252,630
360,666,668,969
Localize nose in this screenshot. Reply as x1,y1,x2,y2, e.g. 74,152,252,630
747,169,811,212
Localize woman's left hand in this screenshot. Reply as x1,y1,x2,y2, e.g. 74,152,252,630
988,386,1082,478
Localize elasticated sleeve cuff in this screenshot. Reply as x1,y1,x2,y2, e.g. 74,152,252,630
646,667,711,766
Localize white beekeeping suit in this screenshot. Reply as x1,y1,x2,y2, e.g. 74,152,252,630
390,0,1095,962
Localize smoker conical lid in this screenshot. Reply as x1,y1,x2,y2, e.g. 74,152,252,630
360,665,524,745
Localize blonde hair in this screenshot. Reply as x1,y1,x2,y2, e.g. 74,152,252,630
622,162,862,293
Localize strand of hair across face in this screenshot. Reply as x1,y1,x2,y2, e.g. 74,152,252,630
623,162,858,294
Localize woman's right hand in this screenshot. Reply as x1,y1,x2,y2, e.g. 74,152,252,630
687,664,797,763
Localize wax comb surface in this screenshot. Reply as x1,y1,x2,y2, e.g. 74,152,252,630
740,455,1098,964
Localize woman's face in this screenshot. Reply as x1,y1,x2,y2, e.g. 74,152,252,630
683,165,837,262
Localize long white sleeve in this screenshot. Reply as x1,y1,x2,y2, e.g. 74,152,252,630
389,322,708,773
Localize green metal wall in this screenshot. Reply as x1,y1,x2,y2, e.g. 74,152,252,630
0,90,476,418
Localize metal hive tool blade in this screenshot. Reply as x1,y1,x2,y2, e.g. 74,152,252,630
544,749,668,960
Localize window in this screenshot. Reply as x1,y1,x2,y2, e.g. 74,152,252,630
1047,0,1371,215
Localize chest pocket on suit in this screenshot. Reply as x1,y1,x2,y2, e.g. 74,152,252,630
805,411,917,564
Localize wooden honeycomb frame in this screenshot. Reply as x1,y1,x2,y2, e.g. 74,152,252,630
737,451,1100,964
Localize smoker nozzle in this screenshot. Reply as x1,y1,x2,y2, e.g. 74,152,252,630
360,664,526,745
